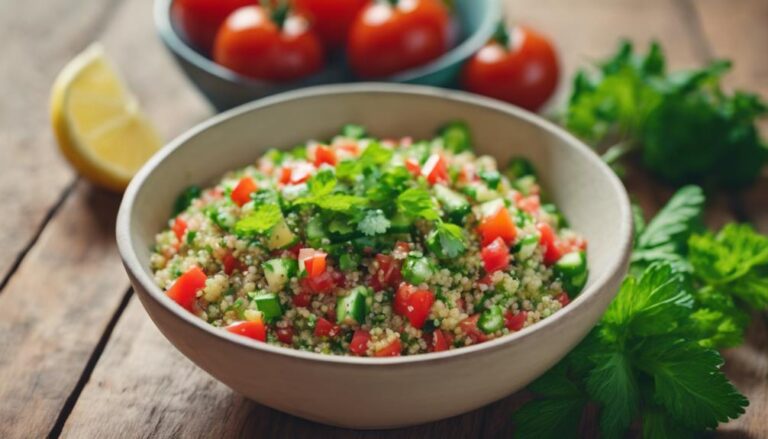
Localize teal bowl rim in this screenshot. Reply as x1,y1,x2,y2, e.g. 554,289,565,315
154,0,502,87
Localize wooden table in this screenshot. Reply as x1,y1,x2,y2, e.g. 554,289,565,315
1,0,766,437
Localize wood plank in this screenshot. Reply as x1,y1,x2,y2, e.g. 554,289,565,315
0,0,120,281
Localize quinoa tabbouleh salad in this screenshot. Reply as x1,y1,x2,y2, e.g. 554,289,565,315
151,123,588,357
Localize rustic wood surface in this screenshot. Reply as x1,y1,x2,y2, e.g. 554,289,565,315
0,0,765,437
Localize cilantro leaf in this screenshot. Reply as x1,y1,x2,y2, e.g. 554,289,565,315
632,185,704,269
637,338,748,429
336,142,394,180
357,209,391,236
426,222,467,259
397,188,440,221
234,204,283,236
585,352,639,438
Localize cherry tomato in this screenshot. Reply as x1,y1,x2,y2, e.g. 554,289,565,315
462,25,560,111
293,0,369,47
537,222,562,266
347,0,450,78
374,338,402,357
481,237,510,274
504,310,527,332
226,319,267,342
422,154,449,185
349,329,371,355
369,254,403,291
171,0,252,54
172,217,187,242
166,266,207,312
477,205,516,246
213,6,325,82
231,177,258,207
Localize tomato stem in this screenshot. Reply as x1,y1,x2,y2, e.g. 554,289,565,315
272,4,290,29
492,21,510,47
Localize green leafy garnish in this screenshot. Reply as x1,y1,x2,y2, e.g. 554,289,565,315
172,185,201,216
397,188,440,221
438,120,472,153
234,204,283,236
357,209,391,236
426,222,467,259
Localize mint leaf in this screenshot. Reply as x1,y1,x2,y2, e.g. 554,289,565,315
307,169,336,197
586,352,639,438
357,209,391,236
637,338,747,429
309,194,368,212
397,187,440,221
234,204,283,236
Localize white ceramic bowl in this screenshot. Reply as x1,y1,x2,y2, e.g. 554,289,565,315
116,84,632,429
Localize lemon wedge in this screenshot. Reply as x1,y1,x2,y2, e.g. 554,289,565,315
50,44,162,192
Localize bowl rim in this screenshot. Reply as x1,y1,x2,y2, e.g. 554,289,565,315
153,0,502,86
117,83,633,366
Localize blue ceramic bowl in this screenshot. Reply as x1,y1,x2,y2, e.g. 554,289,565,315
154,0,501,111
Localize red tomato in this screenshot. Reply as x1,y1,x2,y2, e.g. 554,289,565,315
369,254,403,291
405,158,421,177
462,25,560,111
226,319,267,342
421,154,449,185
374,338,402,357
293,0,369,47
300,270,337,294
213,6,325,82
171,0,252,54
430,329,451,352
481,237,510,274
347,0,450,78
477,205,516,245
504,310,527,332
314,317,341,337
518,195,540,214
279,162,315,185
293,292,312,307
276,327,294,344
313,145,337,167
459,314,488,343
231,177,258,207
557,292,571,307
172,217,187,242
222,251,240,275
406,290,435,329
349,329,371,355
394,283,416,315
537,222,562,266
303,252,328,278
166,266,207,312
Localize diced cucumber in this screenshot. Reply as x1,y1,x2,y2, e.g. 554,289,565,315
339,253,360,271
267,218,298,250
434,184,471,223
515,209,534,228
438,121,472,153
478,305,504,334
389,211,414,232
461,184,479,201
513,175,538,196
263,258,298,292
336,286,370,325
478,170,501,190
479,199,506,219
250,292,282,321
542,203,570,229
402,255,435,285
554,251,588,296
513,234,540,260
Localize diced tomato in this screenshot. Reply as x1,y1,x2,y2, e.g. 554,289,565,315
369,254,403,291
336,140,360,156
478,273,495,287
505,310,527,332
293,292,312,307
304,252,327,278
166,266,207,312
517,195,540,214
226,319,266,342
481,237,510,273
231,177,258,207
421,154,449,185
278,167,292,184
279,163,314,185
559,235,588,254
301,270,337,294
172,217,187,242
314,317,340,337
394,283,416,315
407,290,436,329
222,251,240,275
394,241,411,254
276,327,294,344
349,329,371,356
405,158,421,177
557,292,571,307
459,314,488,343
374,338,402,357
313,145,337,167
477,205,516,245
537,222,562,265
431,329,451,352
458,163,477,183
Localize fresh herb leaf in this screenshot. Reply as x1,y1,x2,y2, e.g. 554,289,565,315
234,204,283,236
426,222,466,259
585,352,639,438
306,194,368,212
357,209,391,236
172,185,202,216
342,124,367,139
438,121,472,153
397,188,440,221
307,169,336,197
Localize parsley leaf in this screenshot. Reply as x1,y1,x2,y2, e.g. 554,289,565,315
357,209,391,236
307,169,336,197
234,204,283,236
637,338,748,429
426,222,467,259
585,352,639,438
300,194,368,212
397,188,440,221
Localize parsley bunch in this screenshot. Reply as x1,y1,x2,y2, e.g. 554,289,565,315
513,185,768,437
567,41,768,188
